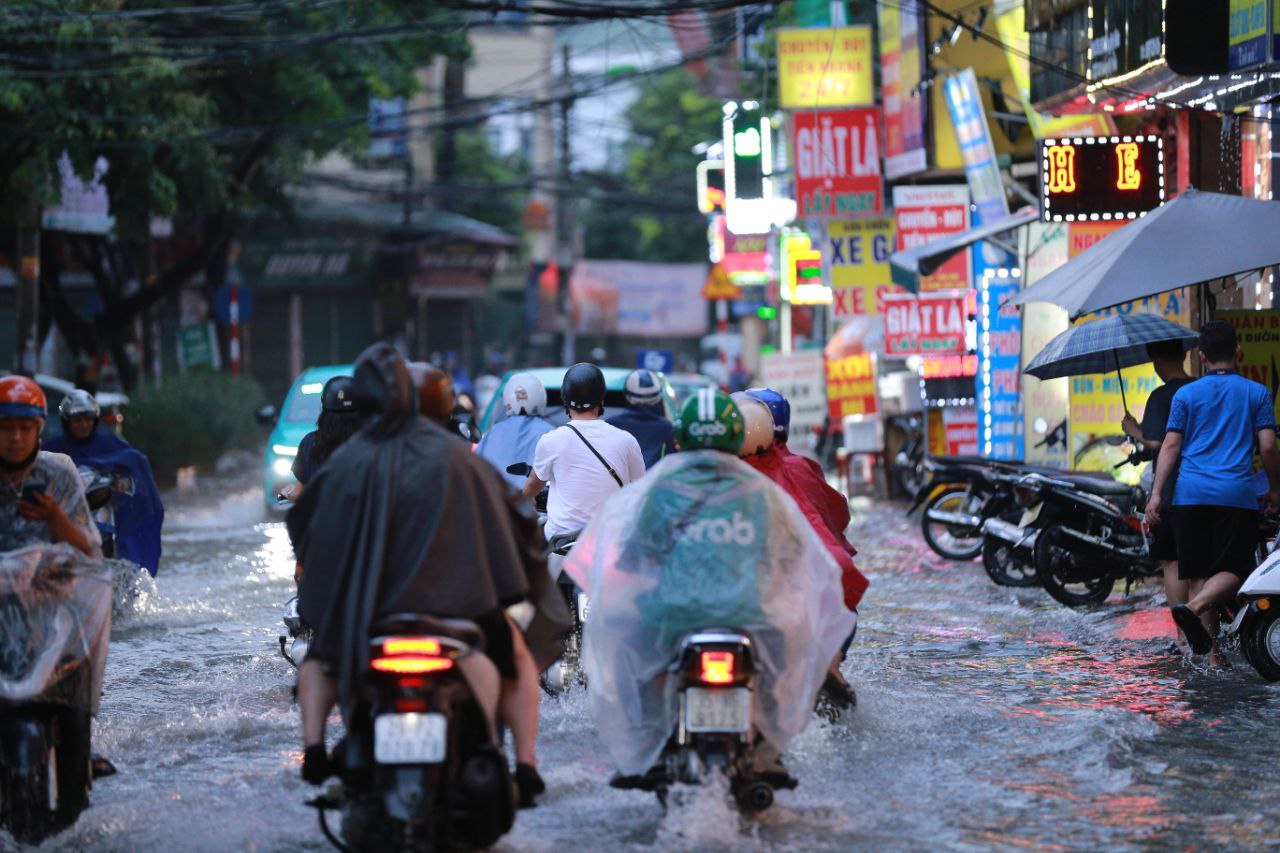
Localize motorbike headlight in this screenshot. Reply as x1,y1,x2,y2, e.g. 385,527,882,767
272,457,293,477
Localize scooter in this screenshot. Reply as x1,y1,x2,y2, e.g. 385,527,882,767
280,596,312,669
306,614,515,851
610,627,784,813
1228,519,1280,680
912,457,1023,562
78,466,152,615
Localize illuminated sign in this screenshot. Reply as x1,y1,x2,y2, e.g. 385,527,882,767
695,159,725,214
723,102,796,235
780,231,831,305
1039,136,1165,223
921,354,978,378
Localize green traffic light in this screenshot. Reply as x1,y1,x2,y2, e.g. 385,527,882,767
757,305,778,320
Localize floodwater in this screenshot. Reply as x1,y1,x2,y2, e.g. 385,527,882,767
10,478,1280,851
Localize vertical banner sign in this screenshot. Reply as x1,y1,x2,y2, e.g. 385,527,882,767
825,353,878,420
893,185,971,292
826,217,904,317
1020,223,1071,467
877,1,927,178
790,108,884,217
942,69,1010,227
723,103,786,235
760,350,828,437
1219,310,1280,422
1229,0,1268,70
776,27,874,108
882,291,968,356
977,273,1023,460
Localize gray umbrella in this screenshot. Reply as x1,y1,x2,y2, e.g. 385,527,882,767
1023,313,1197,412
1005,189,1280,319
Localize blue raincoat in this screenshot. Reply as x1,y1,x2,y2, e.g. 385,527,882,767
476,415,554,490
43,430,165,576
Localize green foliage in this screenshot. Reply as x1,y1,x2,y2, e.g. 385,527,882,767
582,68,725,263
439,128,530,233
125,371,266,478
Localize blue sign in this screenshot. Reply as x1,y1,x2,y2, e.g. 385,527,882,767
211,281,255,326
977,273,1022,460
943,69,1009,228
636,349,674,374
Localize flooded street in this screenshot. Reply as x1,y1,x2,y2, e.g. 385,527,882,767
17,476,1280,851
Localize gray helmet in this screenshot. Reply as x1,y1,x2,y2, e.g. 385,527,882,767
624,368,662,407
59,389,100,420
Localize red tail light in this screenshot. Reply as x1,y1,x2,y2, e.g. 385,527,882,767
371,636,454,675
699,651,736,685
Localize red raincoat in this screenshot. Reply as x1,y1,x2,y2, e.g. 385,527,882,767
746,445,868,610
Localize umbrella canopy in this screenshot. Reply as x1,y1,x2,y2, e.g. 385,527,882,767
1005,189,1280,319
1024,313,1197,380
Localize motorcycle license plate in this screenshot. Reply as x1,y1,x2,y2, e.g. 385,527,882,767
374,713,447,765
1019,503,1042,527
684,687,750,733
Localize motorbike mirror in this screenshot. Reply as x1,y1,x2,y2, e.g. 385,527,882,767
506,462,532,477
1105,435,1128,446
255,404,278,426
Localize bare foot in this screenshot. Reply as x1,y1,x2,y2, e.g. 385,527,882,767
1207,648,1231,670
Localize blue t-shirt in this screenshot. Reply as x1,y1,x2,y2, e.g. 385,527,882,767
606,407,676,470
1167,371,1277,509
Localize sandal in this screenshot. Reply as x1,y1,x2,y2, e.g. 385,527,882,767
1171,605,1212,655
515,762,545,809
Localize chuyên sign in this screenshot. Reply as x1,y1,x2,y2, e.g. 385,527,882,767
790,108,883,218
776,26,874,108
1219,309,1280,422
825,218,904,317
882,291,968,357
824,353,878,420
893,185,971,292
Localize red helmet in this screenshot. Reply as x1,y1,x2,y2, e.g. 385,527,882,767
0,376,47,419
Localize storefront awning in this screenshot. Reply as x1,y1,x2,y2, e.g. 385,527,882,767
889,207,1040,291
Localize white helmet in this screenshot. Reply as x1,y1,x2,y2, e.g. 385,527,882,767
502,372,546,417
59,389,100,420
624,368,663,407
731,391,775,457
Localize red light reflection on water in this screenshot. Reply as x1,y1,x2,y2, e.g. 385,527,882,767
1033,645,1193,725
1113,607,1176,641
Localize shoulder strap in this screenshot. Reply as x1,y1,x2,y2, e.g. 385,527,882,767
565,424,624,487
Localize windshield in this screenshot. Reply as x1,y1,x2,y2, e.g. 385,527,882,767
285,383,326,425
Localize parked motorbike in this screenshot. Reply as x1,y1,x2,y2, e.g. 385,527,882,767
610,627,784,813
307,614,515,851
1226,517,1280,680
887,414,925,498
912,457,1022,562
1023,455,1156,607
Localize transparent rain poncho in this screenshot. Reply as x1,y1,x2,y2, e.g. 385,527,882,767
0,544,111,713
563,451,856,776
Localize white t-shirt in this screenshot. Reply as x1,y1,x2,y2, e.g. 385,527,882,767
533,418,646,539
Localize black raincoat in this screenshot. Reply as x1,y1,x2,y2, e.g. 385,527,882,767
287,343,543,705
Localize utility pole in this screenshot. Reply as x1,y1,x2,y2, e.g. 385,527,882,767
14,204,40,375
555,44,576,365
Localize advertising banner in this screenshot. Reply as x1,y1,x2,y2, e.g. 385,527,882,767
790,108,883,218
1218,310,1280,422
877,1,927,179
825,217,904,317
1019,223,1071,467
824,353,878,420
883,290,968,357
893,185,971,292
570,260,707,337
977,273,1022,460
760,350,828,437
1229,0,1268,70
927,406,979,456
776,26,874,108
942,69,1009,227
42,155,114,235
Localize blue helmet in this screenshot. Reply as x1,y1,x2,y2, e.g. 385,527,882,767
745,387,789,442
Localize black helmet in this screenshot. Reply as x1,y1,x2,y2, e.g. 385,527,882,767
561,362,606,413
321,375,357,412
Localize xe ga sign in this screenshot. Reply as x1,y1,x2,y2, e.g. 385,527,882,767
791,108,883,218
882,290,968,357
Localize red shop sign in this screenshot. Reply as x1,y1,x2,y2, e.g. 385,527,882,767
791,108,884,218
882,290,968,357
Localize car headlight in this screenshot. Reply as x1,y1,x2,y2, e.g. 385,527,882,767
272,457,294,477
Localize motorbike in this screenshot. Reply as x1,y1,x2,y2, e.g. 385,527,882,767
77,466,153,616
0,546,111,844
541,533,587,695
1225,517,1280,680
912,457,1023,563
887,414,925,498
280,596,312,670
610,627,784,813
307,614,515,851
1020,454,1156,607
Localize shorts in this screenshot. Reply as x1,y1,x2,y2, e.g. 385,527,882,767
1173,505,1260,581
473,609,517,681
1148,515,1178,562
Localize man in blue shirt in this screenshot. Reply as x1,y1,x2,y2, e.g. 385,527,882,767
606,369,675,469
1146,320,1280,660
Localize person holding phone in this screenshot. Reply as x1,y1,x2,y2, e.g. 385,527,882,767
0,376,99,557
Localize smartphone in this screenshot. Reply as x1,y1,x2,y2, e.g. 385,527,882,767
20,481,47,503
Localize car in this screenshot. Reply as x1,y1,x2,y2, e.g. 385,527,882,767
665,372,718,406
259,364,353,508
0,372,130,438
477,366,678,434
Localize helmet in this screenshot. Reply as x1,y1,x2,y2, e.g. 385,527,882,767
0,376,47,420
624,368,662,407
674,387,744,454
321,376,356,412
731,391,774,457
59,389,99,420
561,363,606,413
746,387,790,442
407,362,454,422
503,372,547,417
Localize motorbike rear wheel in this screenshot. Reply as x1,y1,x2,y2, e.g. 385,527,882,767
920,487,983,561
0,708,87,844
1243,609,1280,682
1033,522,1115,607
981,536,1039,587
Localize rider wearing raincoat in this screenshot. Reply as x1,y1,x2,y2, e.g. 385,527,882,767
476,373,555,491
563,389,854,779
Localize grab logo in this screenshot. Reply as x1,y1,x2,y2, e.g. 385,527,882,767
687,421,728,437
673,511,756,546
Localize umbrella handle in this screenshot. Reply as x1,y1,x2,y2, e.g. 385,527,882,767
1114,350,1130,416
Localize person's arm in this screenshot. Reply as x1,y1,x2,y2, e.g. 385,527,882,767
19,493,96,556
522,473,548,499
524,430,554,499
1259,429,1280,512
1145,432,1182,526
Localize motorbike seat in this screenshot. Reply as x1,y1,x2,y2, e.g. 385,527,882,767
370,614,485,652
1061,476,1133,497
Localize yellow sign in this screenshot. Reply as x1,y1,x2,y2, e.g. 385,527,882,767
777,26,874,108
826,218,903,317
702,262,741,301
1220,310,1280,422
